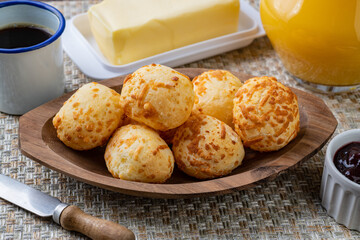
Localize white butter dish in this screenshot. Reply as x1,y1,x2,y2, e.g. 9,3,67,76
320,129,360,231
62,0,265,79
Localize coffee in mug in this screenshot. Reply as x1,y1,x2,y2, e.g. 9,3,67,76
0,24,53,49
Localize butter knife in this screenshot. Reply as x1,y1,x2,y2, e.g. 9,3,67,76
0,174,135,240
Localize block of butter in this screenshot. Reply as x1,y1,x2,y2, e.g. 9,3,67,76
88,0,240,65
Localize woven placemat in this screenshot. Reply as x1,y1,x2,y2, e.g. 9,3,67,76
1,1,360,239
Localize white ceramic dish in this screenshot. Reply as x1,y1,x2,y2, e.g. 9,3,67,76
320,129,360,231
62,0,265,79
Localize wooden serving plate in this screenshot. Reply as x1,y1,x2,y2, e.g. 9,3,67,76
19,68,338,198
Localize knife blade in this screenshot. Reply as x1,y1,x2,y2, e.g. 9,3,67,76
0,174,135,240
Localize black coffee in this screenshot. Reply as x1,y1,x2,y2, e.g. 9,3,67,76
0,24,52,49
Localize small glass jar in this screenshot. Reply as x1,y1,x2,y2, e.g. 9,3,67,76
260,0,360,93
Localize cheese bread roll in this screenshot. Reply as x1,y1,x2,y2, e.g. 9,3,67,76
105,124,174,183
233,76,300,152
172,114,244,179
53,82,124,150
192,70,242,128
121,64,194,131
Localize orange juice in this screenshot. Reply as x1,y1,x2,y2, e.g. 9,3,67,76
260,0,360,86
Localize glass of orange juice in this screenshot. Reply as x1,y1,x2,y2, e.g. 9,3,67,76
260,0,360,93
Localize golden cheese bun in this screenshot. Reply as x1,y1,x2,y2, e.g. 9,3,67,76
53,82,123,150
121,64,194,131
192,70,243,128
105,124,174,183
233,76,300,152
172,114,245,179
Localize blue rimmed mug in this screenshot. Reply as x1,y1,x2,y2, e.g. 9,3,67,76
0,0,65,115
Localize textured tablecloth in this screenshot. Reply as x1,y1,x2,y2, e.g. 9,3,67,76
1,1,360,239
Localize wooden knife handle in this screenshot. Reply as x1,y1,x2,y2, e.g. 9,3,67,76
60,205,135,240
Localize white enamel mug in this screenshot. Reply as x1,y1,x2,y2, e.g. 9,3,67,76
0,0,65,115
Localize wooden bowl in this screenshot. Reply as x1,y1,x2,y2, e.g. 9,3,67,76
19,68,338,198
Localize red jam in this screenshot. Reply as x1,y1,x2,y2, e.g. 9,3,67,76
333,142,360,184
